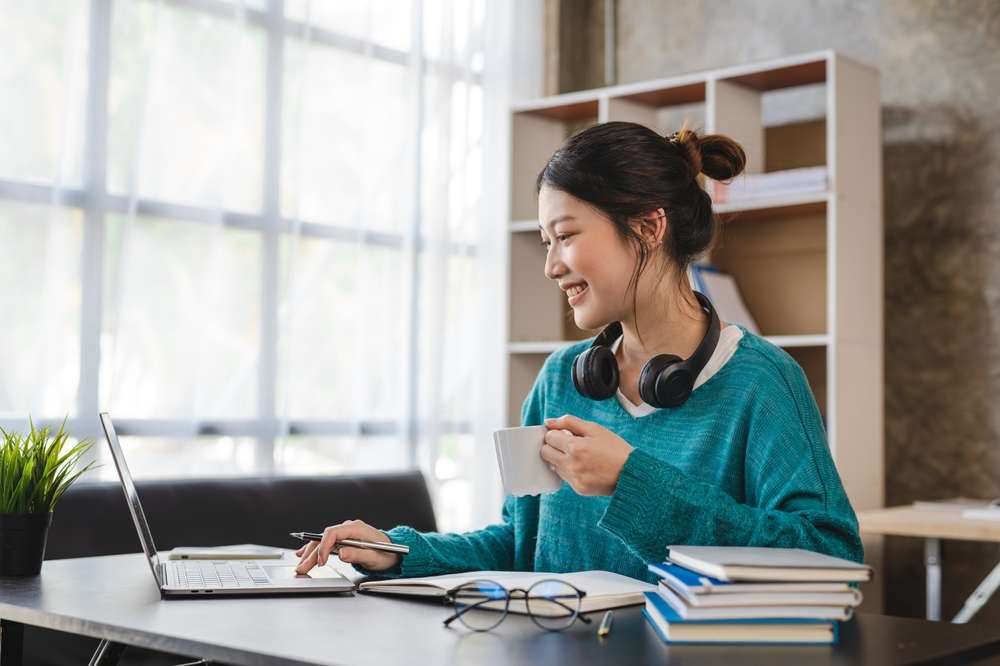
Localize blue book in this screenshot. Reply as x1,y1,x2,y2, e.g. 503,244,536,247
643,592,840,645
648,562,854,598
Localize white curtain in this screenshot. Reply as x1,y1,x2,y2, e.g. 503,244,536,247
0,0,538,532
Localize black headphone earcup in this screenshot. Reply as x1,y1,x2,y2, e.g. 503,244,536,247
572,346,619,400
639,354,694,408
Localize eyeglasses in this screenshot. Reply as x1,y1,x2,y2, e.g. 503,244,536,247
443,578,593,632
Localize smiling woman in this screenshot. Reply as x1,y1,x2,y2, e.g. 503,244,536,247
295,120,864,583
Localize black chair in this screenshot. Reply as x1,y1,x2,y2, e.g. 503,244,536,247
25,471,437,665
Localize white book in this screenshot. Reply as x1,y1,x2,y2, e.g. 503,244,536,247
658,580,862,608
715,166,828,202
358,570,655,615
667,546,872,583
658,583,854,621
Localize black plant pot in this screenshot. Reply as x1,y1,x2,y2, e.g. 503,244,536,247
0,511,53,576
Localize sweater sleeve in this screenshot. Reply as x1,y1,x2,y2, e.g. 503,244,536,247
597,355,864,565
355,352,552,579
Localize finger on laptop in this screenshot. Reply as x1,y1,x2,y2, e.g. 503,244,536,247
294,540,319,574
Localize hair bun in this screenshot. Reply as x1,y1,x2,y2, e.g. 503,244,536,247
667,128,746,183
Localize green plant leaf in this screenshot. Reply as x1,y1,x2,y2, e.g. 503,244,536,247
0,417,99,513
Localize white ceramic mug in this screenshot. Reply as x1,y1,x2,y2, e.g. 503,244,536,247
493,425,564,496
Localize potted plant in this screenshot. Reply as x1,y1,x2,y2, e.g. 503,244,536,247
0,419,96,576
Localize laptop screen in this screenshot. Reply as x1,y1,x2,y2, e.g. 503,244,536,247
99,412,163,587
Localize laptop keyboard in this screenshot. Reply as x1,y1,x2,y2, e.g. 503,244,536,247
166,560,271,589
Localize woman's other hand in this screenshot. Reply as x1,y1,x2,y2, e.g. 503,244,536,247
294,519,400,574
540,414,634,496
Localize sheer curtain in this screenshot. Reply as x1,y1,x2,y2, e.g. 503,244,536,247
0,0,533,531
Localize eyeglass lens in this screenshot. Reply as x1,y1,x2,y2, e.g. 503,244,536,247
452,580,509,631
450,579,582,632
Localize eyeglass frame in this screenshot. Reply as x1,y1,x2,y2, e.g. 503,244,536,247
442,578,593,632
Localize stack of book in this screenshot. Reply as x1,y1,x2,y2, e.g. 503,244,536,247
644,546,872,646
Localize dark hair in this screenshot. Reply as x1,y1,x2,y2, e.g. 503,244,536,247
535,121,746,336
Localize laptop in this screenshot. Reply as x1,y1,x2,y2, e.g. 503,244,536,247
99,412,356,597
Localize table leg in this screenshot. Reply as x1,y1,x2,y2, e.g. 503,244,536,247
0,619,24,666
926,537,941,621
87,639,126,666
952,558,1000,624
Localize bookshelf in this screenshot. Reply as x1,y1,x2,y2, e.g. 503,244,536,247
503,51,883,519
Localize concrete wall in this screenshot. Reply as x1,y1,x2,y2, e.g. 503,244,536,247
553,0,1000,622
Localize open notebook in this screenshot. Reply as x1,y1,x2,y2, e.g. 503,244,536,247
358,570,655,615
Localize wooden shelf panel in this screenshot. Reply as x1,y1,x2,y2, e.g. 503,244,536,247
510,220,539,233
514,98,600,122
612,81,706,108
713,193,828,222
721,58,827,92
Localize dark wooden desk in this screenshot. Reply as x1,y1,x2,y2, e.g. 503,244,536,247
3,552,1000,665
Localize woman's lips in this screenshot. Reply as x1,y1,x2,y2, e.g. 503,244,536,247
567,283,588,306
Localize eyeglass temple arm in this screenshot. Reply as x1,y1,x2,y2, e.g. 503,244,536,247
443,595,505,626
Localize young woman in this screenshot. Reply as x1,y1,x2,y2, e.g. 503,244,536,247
295,121,863,581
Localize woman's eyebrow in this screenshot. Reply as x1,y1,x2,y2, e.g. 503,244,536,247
538,215,575,233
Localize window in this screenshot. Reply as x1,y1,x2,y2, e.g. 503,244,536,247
0,0,495,532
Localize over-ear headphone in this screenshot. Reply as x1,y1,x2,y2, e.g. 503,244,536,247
571,291,721,408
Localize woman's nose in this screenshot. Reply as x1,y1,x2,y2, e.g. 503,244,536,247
544,246,564,281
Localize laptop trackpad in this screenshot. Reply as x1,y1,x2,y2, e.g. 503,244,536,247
265,565,345,585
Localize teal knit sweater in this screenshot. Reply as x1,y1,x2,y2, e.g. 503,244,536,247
370,326,863,584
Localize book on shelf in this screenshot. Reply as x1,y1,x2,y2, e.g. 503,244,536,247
713,166,828,204
643,592,839,646
687,264,760,334
358,569,654,615
665,545,872,583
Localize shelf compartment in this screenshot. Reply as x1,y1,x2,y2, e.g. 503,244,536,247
606,84,706,138
508,231,564,342
785,345,828,422
709,210,827,337
510,109,599,221
507,353,547,427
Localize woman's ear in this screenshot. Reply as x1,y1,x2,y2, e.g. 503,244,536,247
636,208,667,246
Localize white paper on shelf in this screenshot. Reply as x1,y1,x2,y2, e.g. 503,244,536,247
715,166,827,203
696,269,760,335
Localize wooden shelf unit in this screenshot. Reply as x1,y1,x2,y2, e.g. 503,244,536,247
504,51,883,515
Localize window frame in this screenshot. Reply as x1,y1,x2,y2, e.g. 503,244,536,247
0,0,481,473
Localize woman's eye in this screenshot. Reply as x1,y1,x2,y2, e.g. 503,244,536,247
539,233,571,248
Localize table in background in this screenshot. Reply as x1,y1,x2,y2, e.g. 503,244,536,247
858,503,1000,622
4,552,1000,665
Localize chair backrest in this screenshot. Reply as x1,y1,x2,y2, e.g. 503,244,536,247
45,470,437,560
